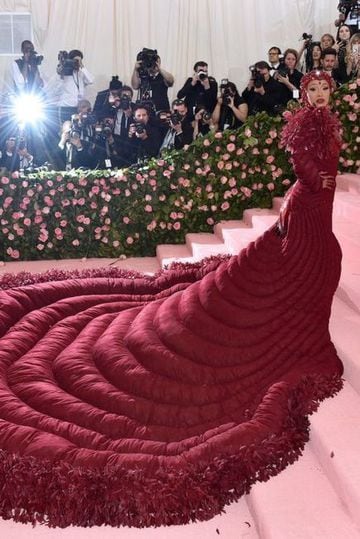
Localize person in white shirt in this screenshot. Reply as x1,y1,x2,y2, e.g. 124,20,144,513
56,49,94,124
12,40,44,94
268,46,282,77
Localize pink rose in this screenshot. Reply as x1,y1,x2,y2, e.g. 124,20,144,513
226,143,236,152
72,239,80,247
207,217,214,225
267,182,275,191
266,155,275,164
126,236,134,244
6,247,20,259
144,204,152,212
113,240,120,247
203,139,211,146
173,222,181,230
217,161,225,170
221,202,230,211
23,218,31,226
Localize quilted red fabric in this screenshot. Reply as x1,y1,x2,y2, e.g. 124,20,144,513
0,107,343,527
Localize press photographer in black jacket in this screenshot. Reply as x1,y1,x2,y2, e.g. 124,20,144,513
242,61,288,116
212,80,248,131
177,61,218,120
128,104,162,163
160,99,193,153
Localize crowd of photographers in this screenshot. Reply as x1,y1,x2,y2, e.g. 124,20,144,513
1,0,359,173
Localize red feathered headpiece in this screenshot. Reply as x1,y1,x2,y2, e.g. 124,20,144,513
281,70,341,156
300,70,335,107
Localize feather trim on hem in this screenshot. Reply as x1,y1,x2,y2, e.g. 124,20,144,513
0,374,342,528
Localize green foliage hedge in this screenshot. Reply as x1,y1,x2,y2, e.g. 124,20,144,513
1,79,359,262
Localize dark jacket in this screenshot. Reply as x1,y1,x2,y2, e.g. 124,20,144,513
177,77,218,118
242,77,288,115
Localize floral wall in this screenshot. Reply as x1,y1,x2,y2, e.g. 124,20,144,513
1,79,359,262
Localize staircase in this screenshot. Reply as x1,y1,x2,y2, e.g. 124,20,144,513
0,174,359,539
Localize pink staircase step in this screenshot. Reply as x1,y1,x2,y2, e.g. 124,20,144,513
156,244,194,267
242,208,278,227
330,297,360,395
333,191,360,223
214,221,260,253
185,233,230,259
247,446,360,539
336,174,360,194
309,383,360,530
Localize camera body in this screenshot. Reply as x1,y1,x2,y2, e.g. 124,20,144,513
201,110,212,122
134,121,146,135
250,67,265,88
95,119,113,140
119,96,131,111
197,70,208,81
277,63,290,77
337,0,358,14
220,80,233,105
58,50,78,76
170,111,182,126
28,51,43,66
136,48,158,79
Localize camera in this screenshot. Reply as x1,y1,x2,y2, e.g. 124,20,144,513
277,64,290,77
170,111,182,126
301,33,313,46
57,50,78,76
337,0,358,14
201,110,212,122
28,50,43,66
95,119,113,140
198,70,208,81
119,96,131,110
220,80,233,105
136,48,158,78
249,66,265,88
135,121,146,135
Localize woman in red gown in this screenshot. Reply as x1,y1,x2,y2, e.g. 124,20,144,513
0,71,343,527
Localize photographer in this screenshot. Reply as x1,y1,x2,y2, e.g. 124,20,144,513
193,108,217,140
0,135,34,172
56,49,94,124
93,75,123,121
96,86,134,168
242,61,288,116
177,61,218,120
160,99,193,153
12,40,44,93
131,49,174,112
55,117,95,171
273,49,303,103
335,1,359,32
212,80,248,131
128,104,162,163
